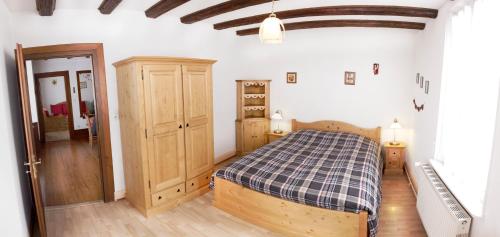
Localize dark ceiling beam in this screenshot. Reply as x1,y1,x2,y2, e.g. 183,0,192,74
215,5,438,30
36,0,56,16
180,0,275,24
146,0,190,18
236,20,426,36
98,0,122,14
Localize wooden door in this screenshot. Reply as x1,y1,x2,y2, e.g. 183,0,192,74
182,64,214,179
143,64,186,193
252,121,268,149
15,44,47,237
242,121,255,153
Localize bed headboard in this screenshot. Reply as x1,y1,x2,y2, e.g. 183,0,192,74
291,119,381,144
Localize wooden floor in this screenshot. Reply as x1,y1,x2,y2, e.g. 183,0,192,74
44,167,426,236
39,139,103,207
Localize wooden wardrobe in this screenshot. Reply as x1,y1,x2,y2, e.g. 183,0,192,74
114,57,216,216
235,80,271,155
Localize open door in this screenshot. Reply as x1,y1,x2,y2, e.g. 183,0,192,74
15,43,47,237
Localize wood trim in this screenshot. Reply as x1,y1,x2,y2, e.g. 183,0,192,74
237,20,425,36
36,0,56,16
180,0,274,24
24,43,115,202
112,56,217,67
98,0,122,14
292,119,381,144
213,177,368,237
214,5,438,30
76,70,92,118
34,71,75,139
145,0,190,18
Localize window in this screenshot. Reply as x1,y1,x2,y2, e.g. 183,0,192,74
434,0,500,217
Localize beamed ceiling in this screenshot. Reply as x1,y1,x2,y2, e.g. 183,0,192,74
6,0,447,35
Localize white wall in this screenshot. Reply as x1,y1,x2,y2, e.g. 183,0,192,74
414,2,500,236
38,76,67,112
32,57,94,129
0,0,30,236
238,28,416,143
10,9,243,195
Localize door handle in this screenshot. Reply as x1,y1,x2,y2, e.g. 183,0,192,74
186,123,189,128
24,160,42,166
179,124,183,129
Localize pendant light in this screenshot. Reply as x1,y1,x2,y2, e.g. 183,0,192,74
259,0,285,44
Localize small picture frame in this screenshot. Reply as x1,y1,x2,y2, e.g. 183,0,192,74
344,71,356,85
425,80,430,94
373,63,379,76
80,81,87,89
420,76,424,88
286,72,297,84
416,73,420,84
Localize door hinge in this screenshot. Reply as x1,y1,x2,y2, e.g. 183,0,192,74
145,129,148,138
148,180,151,189
141,69,144,80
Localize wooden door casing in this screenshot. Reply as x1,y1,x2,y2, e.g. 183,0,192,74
182,64,214,179
143,64,186,193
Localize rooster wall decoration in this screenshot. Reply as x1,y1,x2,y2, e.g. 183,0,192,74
413,99,424,112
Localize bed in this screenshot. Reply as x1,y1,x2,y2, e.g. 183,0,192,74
212,119,382,237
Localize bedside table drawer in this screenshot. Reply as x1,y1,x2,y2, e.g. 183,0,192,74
387,149,401,158
386,158,400,168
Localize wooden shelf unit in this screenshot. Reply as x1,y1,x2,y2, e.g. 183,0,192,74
236,80,271,155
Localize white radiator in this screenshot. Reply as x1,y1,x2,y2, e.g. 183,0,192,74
416,163,472,237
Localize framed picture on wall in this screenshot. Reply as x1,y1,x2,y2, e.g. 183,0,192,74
286,72,297,84
80,81,87,89
425,80,430,94
344,71,356,85
420,76,424,88
416,73,420,84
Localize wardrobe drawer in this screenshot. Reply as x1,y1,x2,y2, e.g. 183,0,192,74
186,171,212,193
151,183,185,207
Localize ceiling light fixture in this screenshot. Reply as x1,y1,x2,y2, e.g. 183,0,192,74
259,0,285,44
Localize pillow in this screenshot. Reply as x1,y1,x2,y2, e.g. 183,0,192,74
51,104,62,116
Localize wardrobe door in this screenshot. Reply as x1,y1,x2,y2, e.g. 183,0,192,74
182,64,214,179
143,64,186,193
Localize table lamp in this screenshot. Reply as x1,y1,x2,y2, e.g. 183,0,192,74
271,110,283,134
389,118,402,145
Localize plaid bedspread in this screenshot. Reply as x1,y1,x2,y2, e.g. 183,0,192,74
211,130,382,237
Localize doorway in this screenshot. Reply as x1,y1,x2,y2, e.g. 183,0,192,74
15,44,114,237
29,56,104,207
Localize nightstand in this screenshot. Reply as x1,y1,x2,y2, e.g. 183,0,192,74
383,142,406,174
266,132,289,143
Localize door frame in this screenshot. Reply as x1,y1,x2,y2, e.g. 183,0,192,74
34,71,75,141
23,43,115,202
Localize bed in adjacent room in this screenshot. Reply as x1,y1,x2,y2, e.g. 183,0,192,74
212,119,382,237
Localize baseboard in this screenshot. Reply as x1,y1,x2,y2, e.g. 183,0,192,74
114,189,126,201
404,163,418,196
214,150,237,165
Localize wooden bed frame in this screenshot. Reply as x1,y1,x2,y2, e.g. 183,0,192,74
213,119,381,237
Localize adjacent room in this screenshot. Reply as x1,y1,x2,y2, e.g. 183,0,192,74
0,0,499,237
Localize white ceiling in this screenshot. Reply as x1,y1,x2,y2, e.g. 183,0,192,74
3,0,448,31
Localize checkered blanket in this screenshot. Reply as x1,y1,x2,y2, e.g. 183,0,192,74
211,130,382,237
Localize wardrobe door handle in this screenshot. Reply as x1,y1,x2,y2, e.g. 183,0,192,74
177,189,181,192
186,123,189,127
179,124,182,129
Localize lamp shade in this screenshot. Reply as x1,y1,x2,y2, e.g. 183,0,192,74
259,14,285,44
271,111,283,120
390,118,402,129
